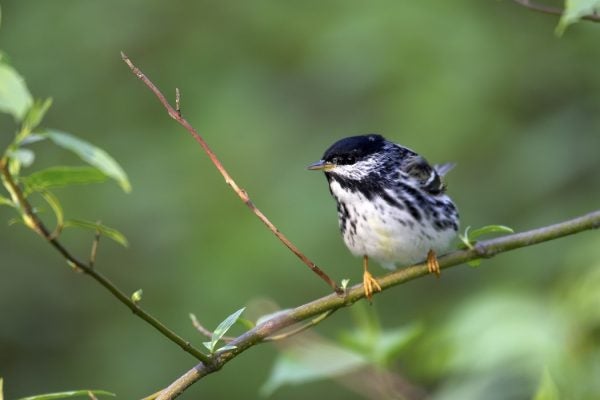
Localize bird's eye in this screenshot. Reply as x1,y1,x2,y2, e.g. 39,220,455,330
331,157,339,164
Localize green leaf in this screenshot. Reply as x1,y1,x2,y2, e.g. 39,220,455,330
0,195,15,208
20,133,47,146
341,278,350,290
22,98,53,132
131,289,143,303
468,224,514,241
17,390,115,400
467,259,482,268
260,340,368,396
44,130,131,193
211,307,245,345
204,307,246,353
216,344,238,353
0,61,33,121
8,148,35,168
459,224,514,251
63,219,128,247
533,367,560,400
22,166,107,193
557,0,600,35
40,190,64,231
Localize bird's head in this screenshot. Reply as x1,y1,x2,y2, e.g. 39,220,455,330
308,134,388,180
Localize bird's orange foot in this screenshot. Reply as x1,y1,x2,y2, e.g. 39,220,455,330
427,249,441,277
362,256,382,302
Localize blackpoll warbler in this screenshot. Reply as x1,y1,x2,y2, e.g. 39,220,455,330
309,134,459,300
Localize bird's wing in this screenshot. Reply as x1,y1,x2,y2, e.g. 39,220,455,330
400,154,449,195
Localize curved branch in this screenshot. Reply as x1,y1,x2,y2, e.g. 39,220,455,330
0,160,210,364
120,52,341,294
156,210,600,399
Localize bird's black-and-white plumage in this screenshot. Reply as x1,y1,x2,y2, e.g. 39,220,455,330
309,134,459,270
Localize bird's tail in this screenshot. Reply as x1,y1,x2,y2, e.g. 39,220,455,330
434,162,456,177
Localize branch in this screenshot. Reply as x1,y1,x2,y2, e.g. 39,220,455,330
120,52,341,294
512,0,600,22
0,159,210,364
155,210,600,399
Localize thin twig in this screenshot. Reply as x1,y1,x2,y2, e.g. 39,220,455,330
155,209,600,399
175,88,181,117
264,309,336,342
512,0,600,21
89,225,101,268
0,160,210,364
121,52,341,294
189,313,234,342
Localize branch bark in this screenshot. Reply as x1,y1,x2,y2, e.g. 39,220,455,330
155,210,600,399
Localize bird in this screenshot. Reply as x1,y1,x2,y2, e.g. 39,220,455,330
308,134,459,301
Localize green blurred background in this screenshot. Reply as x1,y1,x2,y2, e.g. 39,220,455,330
1,1,599,399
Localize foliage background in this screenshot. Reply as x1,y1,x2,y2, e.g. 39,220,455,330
1,1,599,399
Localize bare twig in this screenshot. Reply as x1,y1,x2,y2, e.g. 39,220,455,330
264,309,336,342
0,159,210,363
189,313,234,342
155,210,600,399
89,225,101,268
121,52,341,294
175,88,181,117
512,0,600,22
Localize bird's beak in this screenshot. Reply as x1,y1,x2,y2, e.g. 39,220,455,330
307,160,335,171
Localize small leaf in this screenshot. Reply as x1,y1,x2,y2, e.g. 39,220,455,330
202,341,214,352
556,0,600,35
341,278,350,290
0,61,33,121
44,130,131,193
468,225,514,241
17,390,115,400
8,148,35,168
22,166,107,193
216,344,237,353
63,219,128,247
211,307,246,345
236,318,255,330
0,195,14,208
40,190,64,232
467,259,482,268
22,98,53,132
20,133,47,146
457,226,474,249
131,289,143,303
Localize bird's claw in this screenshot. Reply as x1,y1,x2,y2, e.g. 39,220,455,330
427,249,441,277
363,268,382,302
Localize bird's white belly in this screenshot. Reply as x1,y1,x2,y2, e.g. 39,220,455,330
332,185,456,270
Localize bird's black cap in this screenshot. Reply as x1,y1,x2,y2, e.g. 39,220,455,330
322,134,386,164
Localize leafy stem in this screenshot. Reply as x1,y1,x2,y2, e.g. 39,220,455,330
0,159,211,363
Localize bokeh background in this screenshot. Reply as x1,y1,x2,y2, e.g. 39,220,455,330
1,1,599,399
